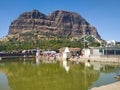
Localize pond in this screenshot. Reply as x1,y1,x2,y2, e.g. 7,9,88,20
0,58,120,90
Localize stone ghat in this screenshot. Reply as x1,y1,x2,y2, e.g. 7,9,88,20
68,57,120,63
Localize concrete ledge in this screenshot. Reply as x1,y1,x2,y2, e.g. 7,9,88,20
91,82,120,90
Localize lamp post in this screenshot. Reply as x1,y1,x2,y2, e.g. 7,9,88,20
82,25,89,57
106,44,108,57
82,25,86,58
84,35,86,50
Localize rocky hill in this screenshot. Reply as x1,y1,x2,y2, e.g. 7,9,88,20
8,9,101,41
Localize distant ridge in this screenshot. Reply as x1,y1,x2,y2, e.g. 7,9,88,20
8,9,102,41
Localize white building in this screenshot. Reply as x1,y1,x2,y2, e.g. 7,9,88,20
82,46,120,58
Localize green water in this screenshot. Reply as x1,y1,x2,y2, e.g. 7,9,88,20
0,59,120,90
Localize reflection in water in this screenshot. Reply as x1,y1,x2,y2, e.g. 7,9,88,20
88,62,120,89
85,62,91,67
90,72,117,88
0,59,120,90
36,57,40,65
62,52,70,72
36,50,41,66
91,62,102,71
0,60,99,90
0,72,11,90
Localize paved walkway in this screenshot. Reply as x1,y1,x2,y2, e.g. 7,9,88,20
91,82,120,90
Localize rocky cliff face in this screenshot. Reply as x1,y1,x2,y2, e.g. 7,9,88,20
8,9,101,40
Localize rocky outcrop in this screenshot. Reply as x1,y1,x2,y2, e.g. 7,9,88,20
8,9,101,40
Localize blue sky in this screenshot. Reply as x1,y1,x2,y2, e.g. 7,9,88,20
0,0,120,41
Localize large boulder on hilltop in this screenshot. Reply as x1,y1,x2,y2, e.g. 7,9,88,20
8,10,101,40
